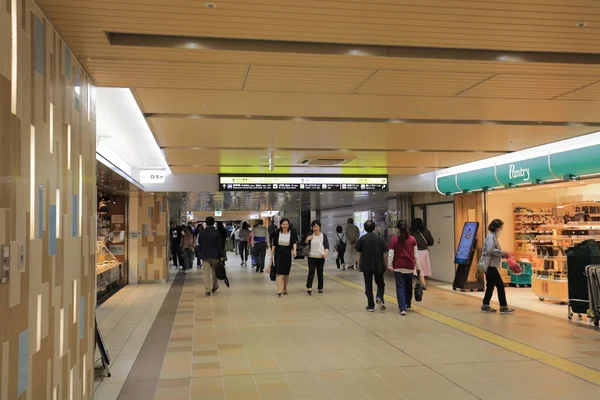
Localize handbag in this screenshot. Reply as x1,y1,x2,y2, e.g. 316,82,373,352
478,255,491,272
302,243,311,257
414,271,424,302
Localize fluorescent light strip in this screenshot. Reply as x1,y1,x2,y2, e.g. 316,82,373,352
36,294,42,352
72,280,77,323
10,0,17,115
59,308,64,356
87,84,91,122
69,368,73,400
78,155,83,236
30,126,35,240
49,103,54,153
82,355,87,396
56,189,60,238
67,124,71,170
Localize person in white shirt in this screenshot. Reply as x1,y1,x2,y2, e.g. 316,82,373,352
305,220,330,295
232,226,241,255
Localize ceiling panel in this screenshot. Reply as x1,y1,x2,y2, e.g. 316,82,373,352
555,81,600,100
149,118,595,152
356,70,493,96
39,0,600,53
171,165,434,175
136,88,600,123
460,74,600,99
162,148,504,169
85,59,249,89
243,65,375,94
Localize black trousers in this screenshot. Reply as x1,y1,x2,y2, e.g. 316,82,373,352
336,252,345,268
363,271,385,309
254,242,267,271
239,241,249,261
171,243,181,267
483,267,507,307
307,257,325,290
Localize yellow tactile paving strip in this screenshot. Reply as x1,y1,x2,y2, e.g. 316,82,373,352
311,264,600,386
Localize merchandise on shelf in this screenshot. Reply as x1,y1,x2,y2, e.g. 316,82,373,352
96,241,121,291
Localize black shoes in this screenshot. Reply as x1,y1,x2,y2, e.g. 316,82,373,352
366,307,375,312
205,292,211,297
307,289,312,295
481,305,496,313
499,307,515,314
212,286,219,293
376,298,386,311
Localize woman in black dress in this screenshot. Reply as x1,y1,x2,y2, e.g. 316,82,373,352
270,218,298,297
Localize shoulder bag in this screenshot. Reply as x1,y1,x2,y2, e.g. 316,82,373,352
477,236,492,272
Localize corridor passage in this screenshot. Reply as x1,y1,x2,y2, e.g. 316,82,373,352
103,255,600,400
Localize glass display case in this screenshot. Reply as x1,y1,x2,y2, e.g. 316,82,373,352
96,241,121,292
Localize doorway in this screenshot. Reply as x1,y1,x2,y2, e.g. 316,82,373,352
425,203,455,283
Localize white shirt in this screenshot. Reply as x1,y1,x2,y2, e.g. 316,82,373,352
234,228,241,240
278,232,291,246
309,234,325,258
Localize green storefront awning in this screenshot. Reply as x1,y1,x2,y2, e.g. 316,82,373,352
436,144,600,195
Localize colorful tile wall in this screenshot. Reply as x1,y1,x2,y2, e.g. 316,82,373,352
129,193,168,283
0,1,96,399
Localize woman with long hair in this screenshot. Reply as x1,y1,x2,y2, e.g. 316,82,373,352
305,220,330,295
410,218,435,289
388,220,420,315
180,226,196,274
270,218,298,296
481,219,514,314
238,222,251,267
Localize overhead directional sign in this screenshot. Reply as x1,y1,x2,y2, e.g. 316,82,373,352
219,174,388,191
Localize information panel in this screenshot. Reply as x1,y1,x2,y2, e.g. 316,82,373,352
218,175,388,191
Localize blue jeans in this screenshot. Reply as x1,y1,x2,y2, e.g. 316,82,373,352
394,272,413,311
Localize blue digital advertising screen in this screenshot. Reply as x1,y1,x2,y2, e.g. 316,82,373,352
454,222,479,265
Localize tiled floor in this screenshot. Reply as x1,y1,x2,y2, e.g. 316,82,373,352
437,283,596,326
94,279,173,399
97,255,600,400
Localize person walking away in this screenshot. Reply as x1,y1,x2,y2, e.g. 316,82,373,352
270,218,298,297
388,220,420,315
345,218,360,269
232,225,241,255
305,220,330,294
334,225,346,270
197,217,222,296
238,222,251,266
217,221,228,256
481,219,515,314
180,226,196,274
268,220,277,247
169,222,182,270
410,218,435,289
252,220,270,273
195,223,204,269
355,220,387,312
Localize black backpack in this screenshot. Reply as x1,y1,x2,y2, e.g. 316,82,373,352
335,234,347,253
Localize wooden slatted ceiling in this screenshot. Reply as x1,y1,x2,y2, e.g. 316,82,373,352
38,0,600,53
148,118,595,152
137,89,600,122
557,82,600,100
243,66,375,94
162,148,505,168
85,60,249,89
459,74,600,99
355,71,493,96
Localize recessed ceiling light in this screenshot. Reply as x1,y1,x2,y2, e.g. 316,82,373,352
246,115,252,118
576,22,587,28
205,2,217,9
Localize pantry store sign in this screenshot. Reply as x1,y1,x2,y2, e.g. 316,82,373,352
435,140,600,195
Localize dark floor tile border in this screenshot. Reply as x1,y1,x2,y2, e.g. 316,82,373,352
117,272,186,400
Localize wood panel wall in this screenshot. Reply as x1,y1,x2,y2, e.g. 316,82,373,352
128,193,168,284
0,1,96,399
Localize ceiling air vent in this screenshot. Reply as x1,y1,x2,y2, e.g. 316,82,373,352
298,158,351,166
